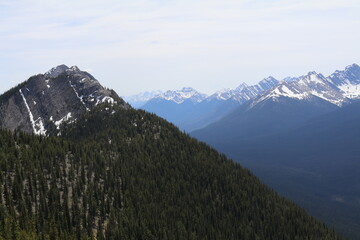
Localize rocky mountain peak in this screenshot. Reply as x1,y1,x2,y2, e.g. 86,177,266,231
262,76,277,82
258,76,278,91
250,69,350,108
345,63,360,71
44,64,71,78
235,83,248,92
209,88,236,101
306,71,318,75
0,65,128,136
153,87,207,104
298,72,329,87
328,63,360,99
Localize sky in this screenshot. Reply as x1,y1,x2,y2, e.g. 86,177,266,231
0,0,359,97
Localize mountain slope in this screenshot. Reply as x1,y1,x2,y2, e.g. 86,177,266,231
0,65,127,136
222,101,360,239
0,104,342,239
191,90,360,239
192,93,338,149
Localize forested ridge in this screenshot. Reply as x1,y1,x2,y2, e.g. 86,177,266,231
0,104,342,239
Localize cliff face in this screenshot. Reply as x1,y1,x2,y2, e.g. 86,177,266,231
0,65,128,135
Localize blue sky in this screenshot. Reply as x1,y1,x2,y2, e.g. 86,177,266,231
0,0,359,96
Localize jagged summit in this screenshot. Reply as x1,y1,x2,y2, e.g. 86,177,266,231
0,65,128,136
247,66,359,109
151,87,207,104
328,63,360,99
258,76,278,90
345,63,359,71
235,83,248,92
207,76,279,103
44,64,71,78
209,88,238,101
126,75,280,107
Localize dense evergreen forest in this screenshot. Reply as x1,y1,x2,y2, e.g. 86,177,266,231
0,104,342,239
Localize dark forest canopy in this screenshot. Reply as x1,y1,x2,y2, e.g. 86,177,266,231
0,104,342,239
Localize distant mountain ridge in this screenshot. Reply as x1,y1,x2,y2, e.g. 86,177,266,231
252,64,360,109
250,72,345,108
125,76,280,107
130,63,360,132
0,64,128,136
206,76,279,103
128,63,360,107
152,87,207,104
136,76,279,131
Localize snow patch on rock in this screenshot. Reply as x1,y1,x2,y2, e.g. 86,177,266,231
19,89,47,136
54,112,72,130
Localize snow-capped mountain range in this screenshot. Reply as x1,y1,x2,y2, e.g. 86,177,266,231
125,63,360,132
250,64,360,109
125,76,280,107
207,76,279,103
136,76,281,132
127,63,360,109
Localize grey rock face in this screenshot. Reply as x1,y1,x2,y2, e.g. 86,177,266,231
44,64,70,78
328,63,360,86
0,65,128,135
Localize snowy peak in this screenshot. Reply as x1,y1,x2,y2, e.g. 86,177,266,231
209,76,279,103
0,65,127,136
258,76,278,91
345,63,360,71
251,70,351,108
329,63,360,85
210,88,238,101
44,65,91,80
259,82,309,102
327,63,360,99
298,72,328,86
235,83,248,92
154,87,207,104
